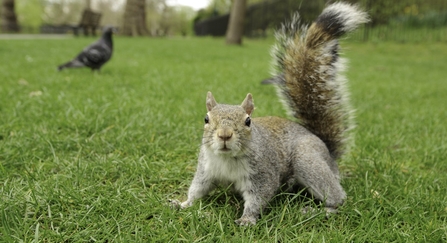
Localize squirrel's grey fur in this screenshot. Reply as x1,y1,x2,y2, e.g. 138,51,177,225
172,2,369,226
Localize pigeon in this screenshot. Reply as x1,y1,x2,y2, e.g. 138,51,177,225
58,26,116,71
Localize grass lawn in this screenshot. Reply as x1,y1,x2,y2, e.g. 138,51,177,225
1,35,446,242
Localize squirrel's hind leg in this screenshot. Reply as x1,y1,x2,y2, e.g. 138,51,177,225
291,138,347,211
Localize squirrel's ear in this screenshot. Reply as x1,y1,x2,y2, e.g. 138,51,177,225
206,91,217,112
241,93,254,116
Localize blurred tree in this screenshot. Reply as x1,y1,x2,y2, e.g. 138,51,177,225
41,0,84,25
1,0,20,32
192,0,230,25
175,6,195,36
95,0,123,27
37,0,122,27
226,0,246,44
145,0,195,36
164,5,195,36
16,0,43,31
193,0,267,24
151,5,194,36
146,0,168,36
210,0,231,15
9,0,197,36
345,0,447,26
122,0,149,36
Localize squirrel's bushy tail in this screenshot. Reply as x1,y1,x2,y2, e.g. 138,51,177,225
270,2,369,160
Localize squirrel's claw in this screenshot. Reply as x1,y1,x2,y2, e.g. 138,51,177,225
168,199,182,209
235,216,257,226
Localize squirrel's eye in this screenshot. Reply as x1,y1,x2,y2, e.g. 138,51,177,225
245,117,251,127
204,115,209,124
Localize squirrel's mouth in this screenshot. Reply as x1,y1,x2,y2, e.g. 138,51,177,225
218,143,232,152
220,145,231,151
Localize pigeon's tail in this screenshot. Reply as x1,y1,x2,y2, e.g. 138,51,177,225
57,59,85,71
57,64,67,71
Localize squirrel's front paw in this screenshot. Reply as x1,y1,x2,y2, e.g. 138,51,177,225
168,199,192,209
235,216,257,226
168,199,182,209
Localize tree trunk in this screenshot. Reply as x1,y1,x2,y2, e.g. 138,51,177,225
85,0,91,10
225,0,246,45
122,0,149,36
1,0,20,33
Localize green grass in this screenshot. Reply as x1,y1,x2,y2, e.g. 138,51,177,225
1,36,446,242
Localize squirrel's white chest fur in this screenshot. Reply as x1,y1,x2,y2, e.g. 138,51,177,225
203,148,253,192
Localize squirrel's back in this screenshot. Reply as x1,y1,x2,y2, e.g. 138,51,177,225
268,2,369,160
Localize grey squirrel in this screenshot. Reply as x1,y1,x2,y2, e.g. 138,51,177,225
171,2,369,225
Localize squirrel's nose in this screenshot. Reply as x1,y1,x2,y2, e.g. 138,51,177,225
217,129,233,141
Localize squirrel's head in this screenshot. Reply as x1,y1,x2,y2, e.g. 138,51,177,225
203,92,254,156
